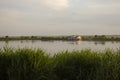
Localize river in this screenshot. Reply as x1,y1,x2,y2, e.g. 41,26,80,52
0,40,120,54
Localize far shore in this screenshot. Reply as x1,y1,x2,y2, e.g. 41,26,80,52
0,35,120,41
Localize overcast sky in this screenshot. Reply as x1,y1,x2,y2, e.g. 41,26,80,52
0,0,120,36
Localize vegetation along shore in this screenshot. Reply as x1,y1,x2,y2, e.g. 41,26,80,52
0,48,120,80
0,35,120,41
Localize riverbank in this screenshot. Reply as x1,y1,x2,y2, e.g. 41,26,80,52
0,35,120,41
0,48,120,80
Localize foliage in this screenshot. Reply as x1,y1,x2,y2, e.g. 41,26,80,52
0,35,120,41
0,48,120,80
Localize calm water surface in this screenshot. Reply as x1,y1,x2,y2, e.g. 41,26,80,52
0,40,120,54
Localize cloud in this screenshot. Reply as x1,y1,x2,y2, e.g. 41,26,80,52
0,0,70,11
43,0,70,10
0,0,120,35
71,3,120,19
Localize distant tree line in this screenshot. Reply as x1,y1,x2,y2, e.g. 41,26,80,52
82,35,120,41
0,35,120,41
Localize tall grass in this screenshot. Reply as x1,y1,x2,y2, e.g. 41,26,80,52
0,48,120,80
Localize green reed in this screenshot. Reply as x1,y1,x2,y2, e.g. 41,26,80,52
0,48,120,80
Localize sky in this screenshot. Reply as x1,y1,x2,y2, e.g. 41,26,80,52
0,0,120,36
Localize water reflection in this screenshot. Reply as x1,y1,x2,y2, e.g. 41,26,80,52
20,40,23,43
68,40,106,45
94,41,105,45
3,40,119,46
76,40,81,45
5,40,9,44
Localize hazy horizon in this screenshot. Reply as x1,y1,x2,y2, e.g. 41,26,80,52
0,0,120,36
